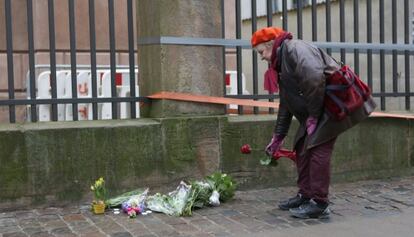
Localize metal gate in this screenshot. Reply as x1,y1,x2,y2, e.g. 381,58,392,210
1,0,413,123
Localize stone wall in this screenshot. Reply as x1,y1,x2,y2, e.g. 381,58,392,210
0,115,412,210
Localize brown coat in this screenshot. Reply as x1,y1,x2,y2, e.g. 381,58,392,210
273,39,376,150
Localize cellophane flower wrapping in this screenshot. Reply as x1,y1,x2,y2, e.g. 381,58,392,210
146,181,191,216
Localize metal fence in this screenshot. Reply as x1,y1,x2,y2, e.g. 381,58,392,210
2,0,147,123
227,0,414,114
1,0,414,123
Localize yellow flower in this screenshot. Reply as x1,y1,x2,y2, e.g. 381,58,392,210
91,186,95,191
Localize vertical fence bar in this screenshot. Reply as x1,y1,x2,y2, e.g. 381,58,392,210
353,0,359,75
267,0,274,114
89,0,98,120
266,0,272,26
236,0,243,114
48,0,58,121
282,0,287,30
311,0,317,41
367,0,372,90
391,0,397,93
252,0,258,114
27,0,37,122
296,0,302,39
5,0,15,123
69,0,78,121
127,0,136,118
404,0,410,110
221,0,226,104
379,0,385,110
108,0,117,119
412,11,414,45
339,0,345,63
367,0,373,89
326,0,331,55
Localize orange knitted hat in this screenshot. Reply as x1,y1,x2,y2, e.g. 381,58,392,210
251,27,285,47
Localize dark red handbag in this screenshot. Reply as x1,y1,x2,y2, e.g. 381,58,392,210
324,65,371,121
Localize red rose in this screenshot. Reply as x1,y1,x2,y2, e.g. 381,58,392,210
241,144,252,154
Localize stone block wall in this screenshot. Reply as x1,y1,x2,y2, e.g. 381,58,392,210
0,115,412,210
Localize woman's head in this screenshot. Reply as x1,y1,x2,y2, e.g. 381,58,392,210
251,27,285,62
254,40,274,62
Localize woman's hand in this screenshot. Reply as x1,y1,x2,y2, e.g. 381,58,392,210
305,116,318,135
265,134,284,156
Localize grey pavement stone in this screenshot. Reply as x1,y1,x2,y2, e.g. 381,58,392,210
43,220,68,231
111,232,133,237
79,233,107,237
21,227,44,236
13,212,36,221
153,214,187,225
303,219,322,225
61,207,81,215
126,227,153,237
67,221,92,230
218,209,240,217
205,214,250,235
34,207,62,216
0,218,17,227
30,232,54,237
110,217,145,232
2,232,28,237
0,212,15,219
0,225,21,234
170,222,199,233
1,176,414,236
189,218,226,233
74,226,102,235
50,227,74,235
228,214,268,231
37,214,59,223
256,213,288,225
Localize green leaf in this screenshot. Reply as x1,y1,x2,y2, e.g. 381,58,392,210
205,172,236,202
260,156,272,165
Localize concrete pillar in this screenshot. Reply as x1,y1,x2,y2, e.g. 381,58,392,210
137,0,224,117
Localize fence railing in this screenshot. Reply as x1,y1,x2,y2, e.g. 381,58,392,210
1,0,413,123
227,0,414,114
2,0,146,123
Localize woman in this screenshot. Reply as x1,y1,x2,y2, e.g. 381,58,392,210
251,27,376,219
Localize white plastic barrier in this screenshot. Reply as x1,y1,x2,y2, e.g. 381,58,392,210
28,68,245,120
99,69,139,120
225,71,249,109
36,71,51,121
99,71,112,120
64,71,93,121
116,69,139,119
26,67,140,121
35,71,68,121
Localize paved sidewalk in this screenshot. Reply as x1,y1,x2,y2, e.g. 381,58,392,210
1,176,414,237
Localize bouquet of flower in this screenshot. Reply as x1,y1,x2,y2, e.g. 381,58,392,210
146,173,236,217
120,189,149,218
91,177,107,204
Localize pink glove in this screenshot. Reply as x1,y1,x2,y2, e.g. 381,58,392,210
265,134,284,156
306,116,318,135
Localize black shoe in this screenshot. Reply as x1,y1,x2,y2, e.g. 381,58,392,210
278,194,310,211
289,199,330,219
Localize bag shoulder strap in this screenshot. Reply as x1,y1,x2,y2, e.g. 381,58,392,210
318,48,328,66
318,48,342,67
276,42,285,73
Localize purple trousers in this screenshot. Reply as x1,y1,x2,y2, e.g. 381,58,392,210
295,137,337,203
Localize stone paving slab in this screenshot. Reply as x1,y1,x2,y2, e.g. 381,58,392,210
1,176,414,237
